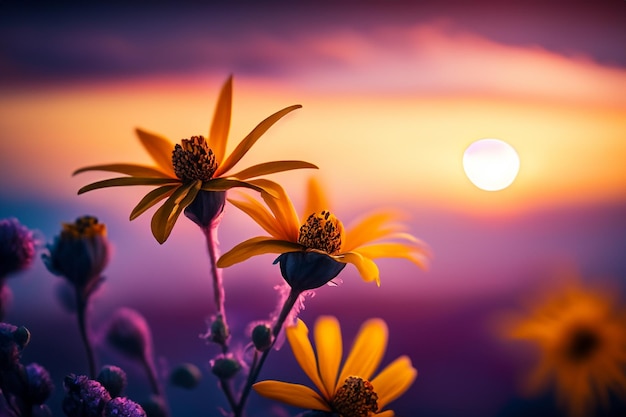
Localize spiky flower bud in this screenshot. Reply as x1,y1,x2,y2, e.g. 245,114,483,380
104,397,146,417
62,374,111,417
204,314,229,346
210,356,241,380
251,323,273,352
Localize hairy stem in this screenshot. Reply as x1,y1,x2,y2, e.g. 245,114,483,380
75,289,96,379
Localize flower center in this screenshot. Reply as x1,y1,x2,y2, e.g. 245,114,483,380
172,135,218,182
297,211,344,255
332,376,378,417
565,326,601,362
61,216,106,239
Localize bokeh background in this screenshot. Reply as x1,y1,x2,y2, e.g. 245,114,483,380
1,1,625,416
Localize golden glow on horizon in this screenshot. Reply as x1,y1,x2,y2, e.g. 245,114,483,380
463,139,520,192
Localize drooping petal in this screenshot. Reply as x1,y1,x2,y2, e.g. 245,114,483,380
215,104,302,177
134,128,176,177
314,316,342,400
376,411,395,417
354,243,429,270
253,381,330,411
227,195,285,240
200,178,264,193
216,237,302,268
343,212,409,252
337,318,388,391
252,179,300,242
150,180,201,244
208,75,232,166
286,319,328,400
77,177,180,195
336,252,380,285
130,185,177,220
73,163,174,178
228,160,318,181
371,356,417,409
303,177,331,224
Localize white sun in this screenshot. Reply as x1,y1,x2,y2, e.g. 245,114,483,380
463,139,520,191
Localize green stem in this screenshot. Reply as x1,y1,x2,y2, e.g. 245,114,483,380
75,289,96,379
233,287,301,417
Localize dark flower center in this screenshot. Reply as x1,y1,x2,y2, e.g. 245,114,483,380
172,135,218,182
298,211,344,255
332,376,378,417
565,326,601,362
61,216,106,239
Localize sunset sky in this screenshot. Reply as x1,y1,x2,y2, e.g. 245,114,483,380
1,2,625,416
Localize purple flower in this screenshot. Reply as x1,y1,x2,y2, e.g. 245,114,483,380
62,374,111,417
0,218,36,278
0,323,29,370
104,397,146,417
25,362,54,405
42,216,109,296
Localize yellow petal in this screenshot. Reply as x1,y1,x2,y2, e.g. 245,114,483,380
376,411,395,417
129,185,177,220
303,177,331,224
286,319,328,400
343,212,406,252
314,316,342,400
77,177,180,195
355,243,429,270
337,318,388,391
227,195,286,240
253,381,330,411
208,75,232,166
73,163,173,178
252,179,300,242
216,237,302,268
336,252,380,285
215,104,302,177
150,180,201,244
371,356,417,409
135,128,176,177
228,160,318,181
200,178,264,193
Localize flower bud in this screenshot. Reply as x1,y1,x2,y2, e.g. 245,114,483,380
106,308,153,361
251,324,273,352
210,356,241,380
97,365,127,398
169,363,202,390
204,314,229,346
140,395,169,417
13,325,30,349
0,323,21,370
183,190,226,229
25,362,54,405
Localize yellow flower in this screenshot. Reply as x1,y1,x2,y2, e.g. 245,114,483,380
254,316,417,417
217,178,429,289
508,280,626,417
74,76,317,243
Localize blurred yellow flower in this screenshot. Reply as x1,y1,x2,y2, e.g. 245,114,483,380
254,316,417,417
217,178,429,289
74,76,316,243
508,280,626,417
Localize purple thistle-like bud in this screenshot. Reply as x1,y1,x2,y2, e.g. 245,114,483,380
106,308,153,362
202,314,229,346
183,190,226,229
274,251,346,292
0,218,37,278
210,355,241,380
62,374,112,417
103,397,146,417
25,362,54,405
251,323,273,352
0,323,27,370
42,216,109,295
97,365,127,398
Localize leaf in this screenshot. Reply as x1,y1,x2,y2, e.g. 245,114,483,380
77,177,179,194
